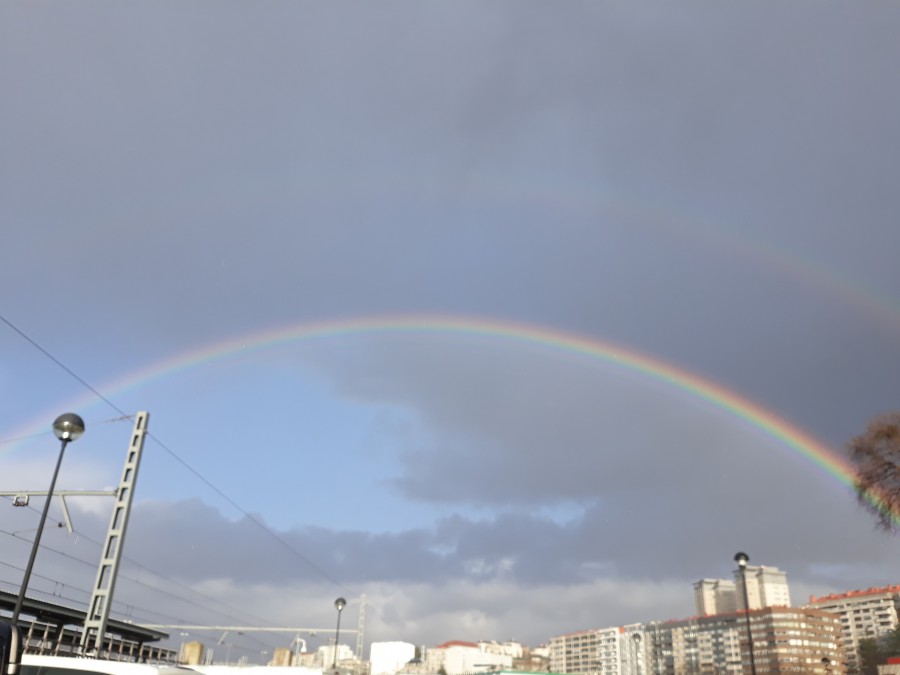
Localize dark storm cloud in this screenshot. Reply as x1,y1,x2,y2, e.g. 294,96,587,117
3,0,900,651
32,480,892,644
285,336,899,581
4,1,898,353
3,469,895,650
292,337,812,500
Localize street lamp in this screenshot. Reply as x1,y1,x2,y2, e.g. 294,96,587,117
11,414,85,624
332,597,346,669
291,634,308,663
734,552,757,675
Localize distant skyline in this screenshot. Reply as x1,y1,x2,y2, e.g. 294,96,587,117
2,0,899,658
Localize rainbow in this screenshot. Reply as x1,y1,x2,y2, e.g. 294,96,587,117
600,196,900,338
4,313,893,525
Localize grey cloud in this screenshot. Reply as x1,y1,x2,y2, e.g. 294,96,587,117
2,0,900,654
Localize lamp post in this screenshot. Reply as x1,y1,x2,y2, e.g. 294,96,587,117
734,552,757,675
332,597,346,669
292,634,307,664
11,414,85,625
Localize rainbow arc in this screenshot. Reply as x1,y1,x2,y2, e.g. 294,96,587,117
5,314,893,526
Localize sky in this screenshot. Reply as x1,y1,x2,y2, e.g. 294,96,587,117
2,0,900,664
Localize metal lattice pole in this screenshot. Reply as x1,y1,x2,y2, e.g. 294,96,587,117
80,412,149,654
355,595,366,660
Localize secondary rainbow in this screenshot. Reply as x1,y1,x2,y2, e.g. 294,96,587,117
4,313,893,525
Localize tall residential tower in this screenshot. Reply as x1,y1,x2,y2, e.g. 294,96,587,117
733,564,791,610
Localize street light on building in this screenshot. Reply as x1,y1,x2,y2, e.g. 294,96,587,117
734,552,757,675
332,597,346,669
12,414,85,624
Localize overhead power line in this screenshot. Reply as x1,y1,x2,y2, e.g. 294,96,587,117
0,311,351,616
0,313,128,417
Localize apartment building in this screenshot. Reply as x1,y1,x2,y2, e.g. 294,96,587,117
548,627,623,675
741,606,844,674
694,579,738,616
648,607,843,674
644,614,744,675
806,585,900,674
425,640,513,675
551,607,842,674
733,565,791,611
549,617,742,674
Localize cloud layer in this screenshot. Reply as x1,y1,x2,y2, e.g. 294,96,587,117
2,0,899,661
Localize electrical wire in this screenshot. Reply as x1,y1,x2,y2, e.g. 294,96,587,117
0,314,129,418
64,526,286,631
0,532,275,654
0,416,135,447
0,313,404,649
0,522,279,641
146,430,346,588
0,311,345,589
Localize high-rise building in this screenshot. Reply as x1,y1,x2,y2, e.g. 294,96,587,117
733,565,791,610
695,578,738,616
806,584,900,674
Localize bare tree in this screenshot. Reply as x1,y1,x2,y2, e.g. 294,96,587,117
848,412,900,532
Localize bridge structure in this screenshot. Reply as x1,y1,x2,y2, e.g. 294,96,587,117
0,589,170,662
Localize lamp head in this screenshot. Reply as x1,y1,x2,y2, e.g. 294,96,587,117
733,551,749,568
334,597,346,612
52,413,85,442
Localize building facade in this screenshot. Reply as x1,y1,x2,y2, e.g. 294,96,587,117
550,624,652,675
695,579,738,616
740,606,844,674
806,585,900,674
548,627,623,675
550,607,842,674
734,565,791,611
643,614,745,674
426,641,513,675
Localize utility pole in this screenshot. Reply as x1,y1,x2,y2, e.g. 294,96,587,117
355,594,366,660
80,412,149,655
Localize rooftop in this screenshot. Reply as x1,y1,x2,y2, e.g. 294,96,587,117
808,584,900,603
